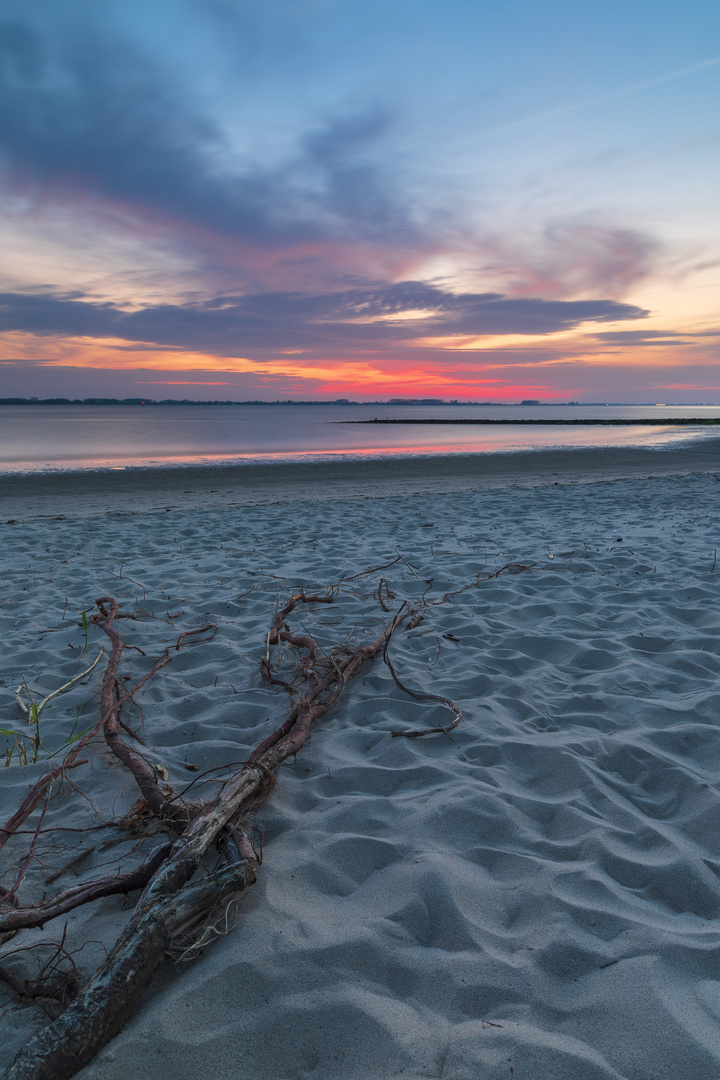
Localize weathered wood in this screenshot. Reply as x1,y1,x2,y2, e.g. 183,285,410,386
2,594,417,1080
0,844,172,934
3,859,258,1080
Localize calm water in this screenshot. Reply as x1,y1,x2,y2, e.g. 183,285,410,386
2,403,720,474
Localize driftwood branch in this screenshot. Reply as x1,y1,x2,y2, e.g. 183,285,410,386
1,591,420,1080
0,961,77,1008
0,844,173,934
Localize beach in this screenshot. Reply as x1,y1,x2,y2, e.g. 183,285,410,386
3,444,720,1079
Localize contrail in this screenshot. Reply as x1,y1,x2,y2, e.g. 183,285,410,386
463,53,720,142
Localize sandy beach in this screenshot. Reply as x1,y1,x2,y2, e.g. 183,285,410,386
3,444,720,1079
3,437,720,518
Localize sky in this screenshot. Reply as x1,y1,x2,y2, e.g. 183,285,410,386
0,0,719,402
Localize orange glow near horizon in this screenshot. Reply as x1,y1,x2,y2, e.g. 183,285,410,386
2,0,719,420
2,317,719,401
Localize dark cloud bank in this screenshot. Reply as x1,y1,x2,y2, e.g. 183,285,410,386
0,15,418,253
0,284,647,355
0,8,656,365
0,12,659,301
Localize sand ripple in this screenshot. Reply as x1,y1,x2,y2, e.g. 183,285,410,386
2,471,720,1078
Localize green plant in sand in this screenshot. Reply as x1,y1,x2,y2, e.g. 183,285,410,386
2,648,104,767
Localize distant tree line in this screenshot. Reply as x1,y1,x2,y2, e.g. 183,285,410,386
0,397,644,407
0,397,475,406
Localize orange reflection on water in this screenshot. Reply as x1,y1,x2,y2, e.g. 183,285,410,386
1,423,703,476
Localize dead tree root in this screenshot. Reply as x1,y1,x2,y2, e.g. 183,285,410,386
1,591,418,1080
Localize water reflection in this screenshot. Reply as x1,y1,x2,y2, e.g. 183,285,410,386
1,403,719,475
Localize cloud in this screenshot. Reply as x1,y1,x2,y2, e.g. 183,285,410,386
0,12,665,306
485,222,659,300
0,15,420,263
592,329,699,346
0,283,648,356
0,19,285,242
300,112,418,242
594,330,685,341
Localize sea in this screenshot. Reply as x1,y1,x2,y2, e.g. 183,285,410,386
2,402,720,475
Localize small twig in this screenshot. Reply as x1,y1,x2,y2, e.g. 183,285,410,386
376,578,395,612
0,961,77,1007
335,555,401,584
4,792,51,904
97,567,147,600
174,624,217,650
0,759,88,854
15,647,104,718
44,849,95,886
383,630,462,740
394,549,419,577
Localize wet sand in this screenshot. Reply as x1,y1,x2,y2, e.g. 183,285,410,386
2,439,720,520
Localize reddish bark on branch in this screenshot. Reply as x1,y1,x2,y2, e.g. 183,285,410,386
0,844,172,934
1,592,420,1080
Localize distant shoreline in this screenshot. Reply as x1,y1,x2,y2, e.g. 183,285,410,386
1,399,716,408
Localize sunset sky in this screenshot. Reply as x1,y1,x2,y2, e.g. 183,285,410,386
1,0,719,401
